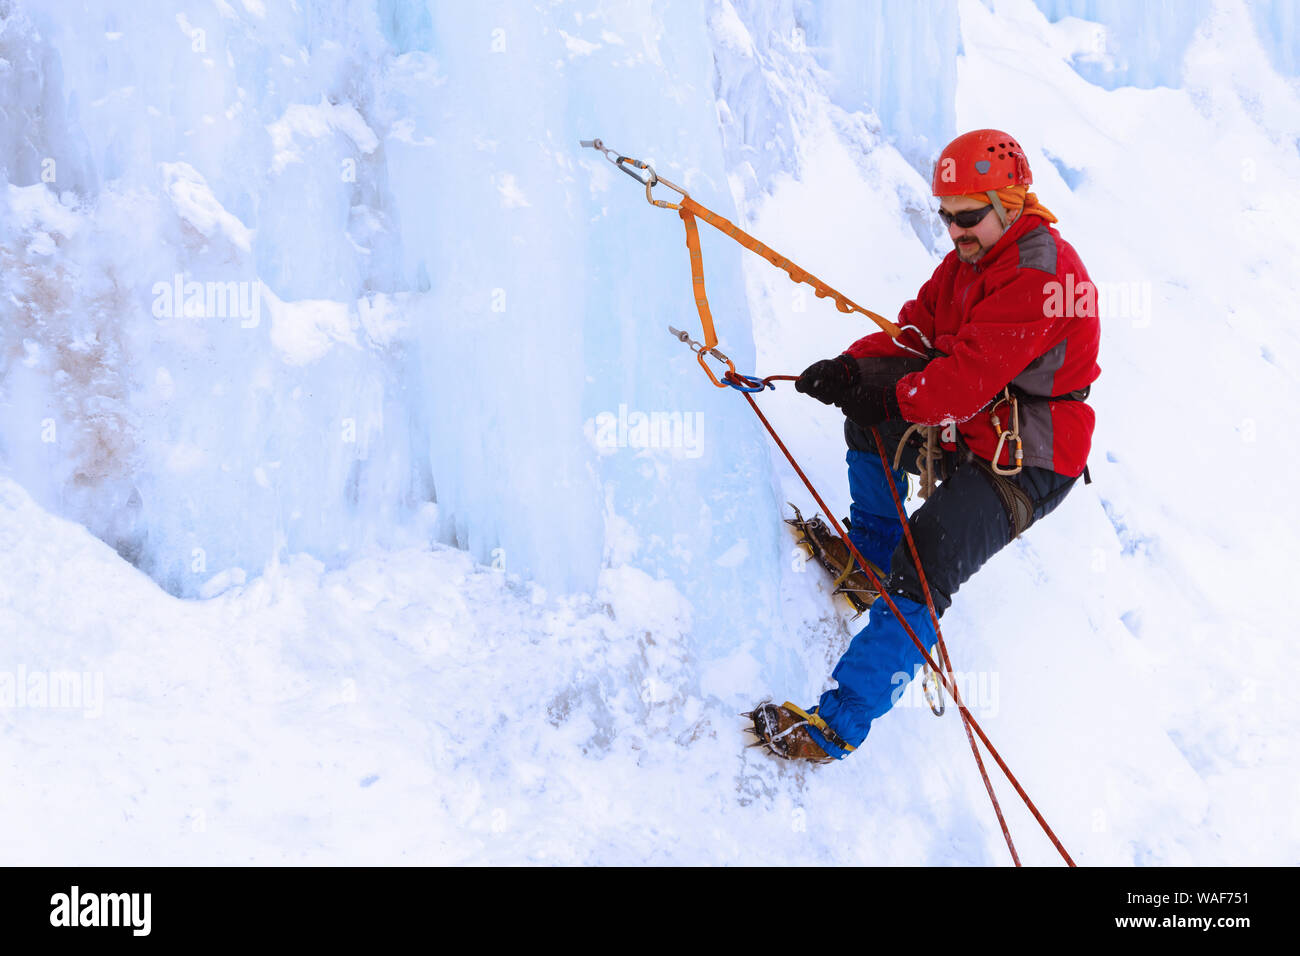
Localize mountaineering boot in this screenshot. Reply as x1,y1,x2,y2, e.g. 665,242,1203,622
786,506,882,615
747,701,859,763
747,702,830,762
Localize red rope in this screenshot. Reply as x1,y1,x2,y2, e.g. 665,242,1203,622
737,384,1075,867
867,426,1020,866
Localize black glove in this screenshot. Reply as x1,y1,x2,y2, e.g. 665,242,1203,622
795,355,858,405
836,381,901,428
854,354,930,390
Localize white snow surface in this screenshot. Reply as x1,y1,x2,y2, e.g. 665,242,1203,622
1,0,1298,864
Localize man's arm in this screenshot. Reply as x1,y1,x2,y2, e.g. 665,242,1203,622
893,271,1060,426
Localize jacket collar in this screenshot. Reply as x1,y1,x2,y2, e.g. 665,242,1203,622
962,211,1042,273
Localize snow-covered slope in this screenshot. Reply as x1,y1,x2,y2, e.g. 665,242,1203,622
2,0,1298,864
0,469,1223,866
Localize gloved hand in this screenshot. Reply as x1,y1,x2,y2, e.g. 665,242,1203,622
795,355,858,405
836,381,901,428
854,354,930,390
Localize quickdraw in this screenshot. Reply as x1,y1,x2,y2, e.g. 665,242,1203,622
583,137,1074,867
581,138,903,376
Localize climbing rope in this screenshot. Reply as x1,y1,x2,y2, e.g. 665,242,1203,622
583,137,1075,867
893,423,945,499
889,423,947,718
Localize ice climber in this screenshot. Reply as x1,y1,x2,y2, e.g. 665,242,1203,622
752,129,1101,761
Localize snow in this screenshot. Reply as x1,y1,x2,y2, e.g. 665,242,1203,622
159,162,254,251
263,287,358,366
267,98,380,174
559,30,601,57
1,0,1298,865
6,183,82,239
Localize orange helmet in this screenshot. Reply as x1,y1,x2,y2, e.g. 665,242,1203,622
931,129,1032,196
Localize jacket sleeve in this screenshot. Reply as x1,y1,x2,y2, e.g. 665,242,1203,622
893,269,1061,426
844,262,944,360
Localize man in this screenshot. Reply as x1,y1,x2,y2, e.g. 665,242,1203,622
752,129,1100,761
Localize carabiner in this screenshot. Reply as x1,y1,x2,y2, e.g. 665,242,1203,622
580,138,690,210
618,155,687,210
615,155,656,187
722,371,772,393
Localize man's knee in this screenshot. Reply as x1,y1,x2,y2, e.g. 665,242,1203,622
883,545,951,616
844,417,877,453
878,463,1014,615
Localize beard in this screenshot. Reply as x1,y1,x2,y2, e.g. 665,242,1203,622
955,237,986,262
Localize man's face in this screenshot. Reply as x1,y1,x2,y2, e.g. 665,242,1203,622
940,195,1016,263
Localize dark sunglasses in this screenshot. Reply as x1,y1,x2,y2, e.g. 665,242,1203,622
938,205,995,229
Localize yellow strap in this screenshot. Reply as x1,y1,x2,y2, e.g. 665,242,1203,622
782,701,857,752
680,196,901,341
830,559,856,590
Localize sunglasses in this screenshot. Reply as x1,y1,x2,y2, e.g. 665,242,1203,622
938,205,996,229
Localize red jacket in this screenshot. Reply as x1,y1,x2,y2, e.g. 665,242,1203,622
845,213,1100,477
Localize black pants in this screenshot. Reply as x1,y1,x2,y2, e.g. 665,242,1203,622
844,417,1080,616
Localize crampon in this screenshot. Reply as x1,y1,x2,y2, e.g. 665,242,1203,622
744,701,835,763
785,504,881,617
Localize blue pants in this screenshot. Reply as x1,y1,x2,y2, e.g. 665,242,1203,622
805,418,1080,758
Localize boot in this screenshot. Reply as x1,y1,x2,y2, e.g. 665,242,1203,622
747,702,835,763
786,505,883,615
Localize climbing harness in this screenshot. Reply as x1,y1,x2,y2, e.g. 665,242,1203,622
582,138,1076,867
973,455,1037,540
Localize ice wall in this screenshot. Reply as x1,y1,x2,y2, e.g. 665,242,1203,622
0,0,790,659
383,0,788,647
704,0,959,187
799,0,960,174
1027,0,1294,89
0,1,431,596
1244,0,1299,76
